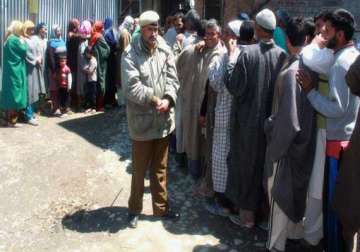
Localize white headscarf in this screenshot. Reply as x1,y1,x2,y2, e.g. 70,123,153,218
119,16,134,33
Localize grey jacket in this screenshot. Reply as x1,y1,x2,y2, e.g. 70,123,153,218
307,46,360,141
121,35,179,141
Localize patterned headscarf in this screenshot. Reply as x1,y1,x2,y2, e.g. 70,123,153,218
79,20,92,38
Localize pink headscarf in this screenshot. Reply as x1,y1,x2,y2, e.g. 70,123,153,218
79,20,92,38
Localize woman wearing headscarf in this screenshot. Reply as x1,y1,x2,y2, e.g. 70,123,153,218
47,25,66,115
23,20,46,126
117,16,134,106
104,17,119,108
34,22,48,94
0,21,28,127
76,20,92,110
89,21,110,111
66,18,81,109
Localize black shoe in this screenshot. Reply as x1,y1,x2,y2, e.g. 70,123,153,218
127,213,139,228
161,209,180,221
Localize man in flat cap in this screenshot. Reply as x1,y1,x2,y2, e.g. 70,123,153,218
121,10,180,228
225,8,287,228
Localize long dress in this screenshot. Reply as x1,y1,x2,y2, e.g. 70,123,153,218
76,39,88,97
25,35,46,105
225,41,287,211
104,27,120,105
0,34,28,110
92,36,110,95
37,36,48,94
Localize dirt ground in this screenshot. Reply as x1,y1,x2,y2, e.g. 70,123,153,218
0,109,318,252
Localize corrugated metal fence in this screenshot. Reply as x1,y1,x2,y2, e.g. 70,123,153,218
0,0,119,91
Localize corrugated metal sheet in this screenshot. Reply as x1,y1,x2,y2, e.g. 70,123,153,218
1,0,118,91
38,0,118,39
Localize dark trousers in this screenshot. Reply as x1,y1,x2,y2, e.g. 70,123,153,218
85,81,100,109
128,136,170,216
58,88,69,109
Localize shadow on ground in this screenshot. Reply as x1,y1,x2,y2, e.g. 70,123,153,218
62,206,129,234
58,109,321,252
58,109,132,173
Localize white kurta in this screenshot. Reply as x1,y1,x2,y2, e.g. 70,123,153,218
208,47,239,193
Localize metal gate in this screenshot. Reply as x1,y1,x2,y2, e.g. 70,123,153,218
0,0,119,91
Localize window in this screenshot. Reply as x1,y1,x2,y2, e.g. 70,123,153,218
204,0,223,24
120,0,140,18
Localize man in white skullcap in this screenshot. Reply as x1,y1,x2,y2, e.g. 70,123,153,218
224,8,287,228
121,10,180,228
204,19,256,217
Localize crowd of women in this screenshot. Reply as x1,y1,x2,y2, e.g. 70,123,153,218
0,16,136,127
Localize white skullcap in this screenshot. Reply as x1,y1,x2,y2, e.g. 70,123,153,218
228,20,243,37
256,9,276,31
139,11,160,27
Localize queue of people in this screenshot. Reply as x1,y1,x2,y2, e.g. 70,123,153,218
121,7,360,252
0,15,137,127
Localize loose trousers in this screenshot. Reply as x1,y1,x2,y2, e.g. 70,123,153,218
267,161,304,251
128,136,169,216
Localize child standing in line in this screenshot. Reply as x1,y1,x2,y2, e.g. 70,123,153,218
83,46,98,114
55,55,72,117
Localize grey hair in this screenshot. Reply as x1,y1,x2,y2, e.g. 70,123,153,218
206,19,221,33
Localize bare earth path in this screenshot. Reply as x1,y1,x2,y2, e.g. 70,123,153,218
0,109,270,252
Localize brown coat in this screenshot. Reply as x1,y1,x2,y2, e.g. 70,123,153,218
175,43,222,160
333,55,360,235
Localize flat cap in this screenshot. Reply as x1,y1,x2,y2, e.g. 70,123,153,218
139,10,160,27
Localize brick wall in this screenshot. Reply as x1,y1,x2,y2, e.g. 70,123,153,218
194,0,360,33
270,0,360,31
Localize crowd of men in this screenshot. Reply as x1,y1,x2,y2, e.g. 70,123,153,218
122,7,360,252
1,4,360,252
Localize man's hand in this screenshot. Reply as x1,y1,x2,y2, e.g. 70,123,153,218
312,34,327,49
156,99,170,113
296,70,314,93
195,40,206,53
225,38,237,57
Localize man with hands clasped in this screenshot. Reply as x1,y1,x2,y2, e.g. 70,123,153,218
121,10,180,228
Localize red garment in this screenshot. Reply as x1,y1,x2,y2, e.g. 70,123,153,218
89,21,104,47
326,140,350,159
56,65,71,89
